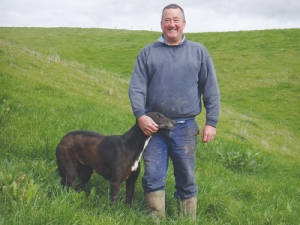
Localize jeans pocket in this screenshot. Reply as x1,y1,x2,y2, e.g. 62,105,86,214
185,119,199,136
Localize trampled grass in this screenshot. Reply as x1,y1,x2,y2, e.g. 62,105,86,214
0,28,299,224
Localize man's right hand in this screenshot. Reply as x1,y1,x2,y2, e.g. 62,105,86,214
137,115,159,136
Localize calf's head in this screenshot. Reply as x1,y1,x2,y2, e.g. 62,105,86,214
146,112,176,129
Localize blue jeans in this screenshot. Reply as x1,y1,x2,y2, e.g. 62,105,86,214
142,118,199,200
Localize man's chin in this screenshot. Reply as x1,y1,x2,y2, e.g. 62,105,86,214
166,31,178,37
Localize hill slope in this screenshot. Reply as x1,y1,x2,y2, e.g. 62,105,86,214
0,28,299,224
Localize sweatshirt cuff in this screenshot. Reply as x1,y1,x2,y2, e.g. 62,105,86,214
134,110,146,119
205,119,218,128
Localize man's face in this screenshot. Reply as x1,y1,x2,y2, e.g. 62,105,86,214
161,8,186,45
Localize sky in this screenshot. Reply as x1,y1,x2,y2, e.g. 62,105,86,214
0,0,299,33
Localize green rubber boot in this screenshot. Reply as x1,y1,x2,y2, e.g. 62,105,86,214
177,196,197,220
144,190,165,222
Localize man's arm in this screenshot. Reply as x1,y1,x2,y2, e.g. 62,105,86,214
199,55,220,142
129,53,148,119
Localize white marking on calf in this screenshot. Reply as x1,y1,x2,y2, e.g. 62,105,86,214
131,136,152,171
143,136,151,150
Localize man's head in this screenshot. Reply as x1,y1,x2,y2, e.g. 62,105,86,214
161,4,186,46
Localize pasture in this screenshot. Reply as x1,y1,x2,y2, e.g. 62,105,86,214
0,27,299,224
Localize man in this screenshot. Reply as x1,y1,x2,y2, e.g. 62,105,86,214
128,4,220,220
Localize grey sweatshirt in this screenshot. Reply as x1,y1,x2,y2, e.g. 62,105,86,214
129,37,220,127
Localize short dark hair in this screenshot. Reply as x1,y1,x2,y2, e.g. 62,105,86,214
161,4,185,21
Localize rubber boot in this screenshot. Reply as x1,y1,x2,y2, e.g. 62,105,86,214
177,196,197,220
144,190,165,222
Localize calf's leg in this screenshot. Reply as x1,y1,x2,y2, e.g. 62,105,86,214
77,163,93,186
125,164,140,205
110,181,122,203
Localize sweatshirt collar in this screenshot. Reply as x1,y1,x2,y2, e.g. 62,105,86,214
158,34,185,45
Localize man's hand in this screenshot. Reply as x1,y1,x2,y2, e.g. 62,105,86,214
137,115,159,136
201,125,216,143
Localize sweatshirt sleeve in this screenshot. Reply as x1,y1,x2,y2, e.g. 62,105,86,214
199,55,220,127
128,52,148,119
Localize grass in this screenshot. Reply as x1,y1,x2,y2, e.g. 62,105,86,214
0,27,300,224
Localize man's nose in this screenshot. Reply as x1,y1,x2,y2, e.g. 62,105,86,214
169,20,175,26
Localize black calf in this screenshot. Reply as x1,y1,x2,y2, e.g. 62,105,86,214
56,112,176,204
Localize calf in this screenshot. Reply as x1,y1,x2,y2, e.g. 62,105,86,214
56,112,176,204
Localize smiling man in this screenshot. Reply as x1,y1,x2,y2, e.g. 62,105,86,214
160,4,186,45
129,3,220,221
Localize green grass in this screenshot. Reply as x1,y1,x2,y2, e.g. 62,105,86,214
0,27,300,224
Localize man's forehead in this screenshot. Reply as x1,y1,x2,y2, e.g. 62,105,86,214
162,9,183,18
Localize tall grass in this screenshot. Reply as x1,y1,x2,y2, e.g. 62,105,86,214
1,28,299,224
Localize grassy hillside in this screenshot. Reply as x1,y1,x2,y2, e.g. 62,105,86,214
0,28,299,224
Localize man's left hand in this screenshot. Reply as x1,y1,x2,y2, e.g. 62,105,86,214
201,125,216,143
